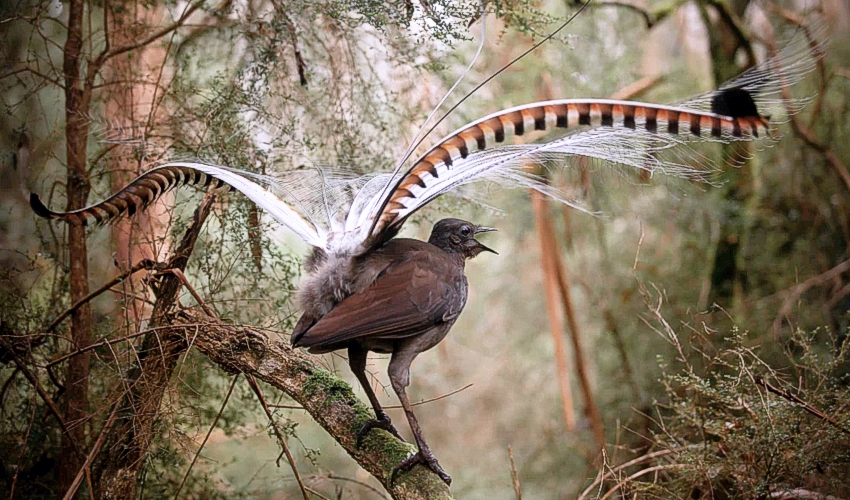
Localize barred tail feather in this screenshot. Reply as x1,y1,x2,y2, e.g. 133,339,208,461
30,162,326,248
368,92,769,237
29,164,227,226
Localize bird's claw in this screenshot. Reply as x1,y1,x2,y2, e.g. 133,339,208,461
356,411,405,447
389,449,452,487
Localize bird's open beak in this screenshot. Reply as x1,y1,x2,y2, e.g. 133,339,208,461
474,226,498,254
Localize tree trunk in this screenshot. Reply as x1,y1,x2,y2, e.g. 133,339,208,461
95,192,215,499
106,0,173,326
699,0,757,315
58,0,93,496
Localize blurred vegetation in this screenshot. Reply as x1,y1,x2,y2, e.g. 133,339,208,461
1,0,849,498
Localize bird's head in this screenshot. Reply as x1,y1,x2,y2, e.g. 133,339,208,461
428,218,497,259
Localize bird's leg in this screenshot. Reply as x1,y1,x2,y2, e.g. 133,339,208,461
388,349,451,486
348,345,405,446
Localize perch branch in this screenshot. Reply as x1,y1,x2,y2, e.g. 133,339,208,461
170,309,453,500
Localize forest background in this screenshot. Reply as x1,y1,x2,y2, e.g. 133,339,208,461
1,0,849,498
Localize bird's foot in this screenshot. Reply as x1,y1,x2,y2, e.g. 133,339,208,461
356,411,405,447
390,449,451,486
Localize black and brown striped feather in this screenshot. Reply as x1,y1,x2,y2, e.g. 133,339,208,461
30,164,230,226
370,95,770,237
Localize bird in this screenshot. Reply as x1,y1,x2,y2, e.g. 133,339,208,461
291,217,496,483
26,39,812,485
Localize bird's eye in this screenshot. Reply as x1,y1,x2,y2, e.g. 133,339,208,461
460,226,471,237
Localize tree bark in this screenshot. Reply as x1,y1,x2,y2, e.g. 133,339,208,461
169,309,454,500
59,0,94,496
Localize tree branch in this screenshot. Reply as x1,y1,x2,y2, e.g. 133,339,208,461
755,376,850,436
760,15,850,193
61,393,121,500
594,0,688,29
47,259,162,332
170,310,453,500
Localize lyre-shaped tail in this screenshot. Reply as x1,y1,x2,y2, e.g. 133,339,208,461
30,162,325,248
368,88,770,238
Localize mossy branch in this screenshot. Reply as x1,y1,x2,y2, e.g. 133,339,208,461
171,309,454,500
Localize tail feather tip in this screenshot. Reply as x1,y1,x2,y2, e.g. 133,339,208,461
711,87,761,118
29,193,55,219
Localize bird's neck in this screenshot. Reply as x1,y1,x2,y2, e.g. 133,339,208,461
433,245,466,268
451,252,466,268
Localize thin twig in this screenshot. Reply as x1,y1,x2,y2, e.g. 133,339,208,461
246,374,310,500
705,0,756,67
304,486,331,500
761,20,850,192
755,376,850,436
608,75,663,100
47,259,160,332
598,464,688,500
322,474,392,500
9,401,37,499
45,324,203,368
270,383,475,411
508,445,521,500
385,383,474,409
767,5,829,129
772,258,850,335
95,0,206,65
173,374,239,500
157,268,215,317
595,1,655,28
578,448,677,499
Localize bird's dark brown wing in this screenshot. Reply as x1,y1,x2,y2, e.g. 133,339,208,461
292,250,467,351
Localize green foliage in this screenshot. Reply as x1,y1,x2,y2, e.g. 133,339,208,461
626,326,850,498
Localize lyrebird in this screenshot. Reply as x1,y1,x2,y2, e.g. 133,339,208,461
29,40,807,483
